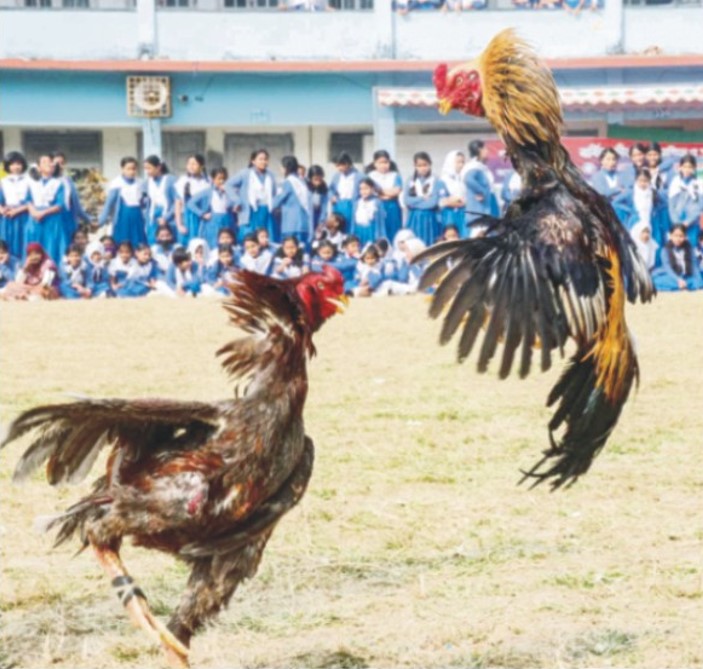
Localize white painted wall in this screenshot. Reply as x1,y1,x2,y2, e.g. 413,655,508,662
103,128,139,178
623,6,703,54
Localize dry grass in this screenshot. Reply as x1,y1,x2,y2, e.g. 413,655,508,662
1,293,702,669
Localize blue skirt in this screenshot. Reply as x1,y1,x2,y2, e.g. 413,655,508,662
441,207,467,237
26,210,66,264
116,280,151,298
407,209,440,246
351,223,377,248
332,199,354,233
62,209,77,248
114,205,147,247
381,200,402,243
201,212,236,250
0,211,29,259
177,208,200,247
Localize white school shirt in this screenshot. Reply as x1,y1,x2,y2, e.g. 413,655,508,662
1,174,31,206
109,177,144,207
29,177,62,208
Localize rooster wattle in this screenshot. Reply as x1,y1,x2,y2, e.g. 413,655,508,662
422,30,654,489
1,266,347,668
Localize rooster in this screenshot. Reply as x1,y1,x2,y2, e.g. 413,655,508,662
1,266,347,668
423,29,654,489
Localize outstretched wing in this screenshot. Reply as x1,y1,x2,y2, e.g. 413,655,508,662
416,191,640,488
218,270,309,386
417,202,607,379
1,398,222,485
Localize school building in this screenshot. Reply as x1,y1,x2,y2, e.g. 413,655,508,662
1,0,702,177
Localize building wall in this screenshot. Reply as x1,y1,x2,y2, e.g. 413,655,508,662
1,2,699,61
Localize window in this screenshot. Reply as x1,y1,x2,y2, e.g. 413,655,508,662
24,0,52,7
223,0,279,7
62,0,90,6
329,0,373,7
158,0,193,7
22,131,103,170
329,132,365,164
224,133,294,175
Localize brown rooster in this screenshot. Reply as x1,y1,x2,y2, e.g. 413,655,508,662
423,30,654,488
1,266,347,668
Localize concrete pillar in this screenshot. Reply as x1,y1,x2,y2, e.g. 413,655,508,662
141,118,162,160
372,89,397,159
603,0,624,55
137,0,157,58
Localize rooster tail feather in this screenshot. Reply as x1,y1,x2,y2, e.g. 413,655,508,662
520,334,637,490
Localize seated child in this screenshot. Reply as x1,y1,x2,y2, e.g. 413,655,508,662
108,241,136,295
312,212,346,253
151,225,178,279
629,222,659,272
333,234,362,293
256,227,279,257
310,240,338,273
167,247,202,297
239,234,273,275
652,224,703,292
207,243,238,295
1,242,60,301
186,238,210,287
207,228,238,265
352,244,385,297
115,243,159,298
85,241,111,298
272,236,309,279
0,240,20,292
71,228,89,257
100,235,117,264
60,243,91,299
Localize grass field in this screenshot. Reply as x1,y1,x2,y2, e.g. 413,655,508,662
1,293,702,669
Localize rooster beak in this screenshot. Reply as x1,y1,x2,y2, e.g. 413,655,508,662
326,295,349,314
438,98,452,115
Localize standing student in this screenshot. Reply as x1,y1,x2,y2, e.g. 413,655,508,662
225,149,277,243
187,167,237,250
591,148,629,225
307,165,330,230
272,236,309,279
143,155,177,245
0,151,31,259
651,224,703,291
620,142,648,191
99,157,147,248
463,140,494,229
329,152,361,232
174,154,210,246
272,156,313,247
26,154,67,264
613,168,669,245
367,150,403,242
439,150,468,237
53,152,91,243
644,142,671,194
500,168,522,212
352,177,386,247
668,154,703,247
403,151,442,246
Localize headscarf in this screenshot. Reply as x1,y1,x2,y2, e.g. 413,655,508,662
405,237,427,264
440,150,467,200
187,238,210,265
85,241,105,262
392,229,416,264
629,222,658,271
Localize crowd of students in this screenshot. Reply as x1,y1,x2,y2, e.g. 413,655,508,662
1,139,702,301
393,0,602,12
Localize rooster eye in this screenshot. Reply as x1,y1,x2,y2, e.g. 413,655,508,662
455,75,465,86
317,281,325,290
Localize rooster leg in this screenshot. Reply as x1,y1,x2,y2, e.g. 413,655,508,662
90,541,190,669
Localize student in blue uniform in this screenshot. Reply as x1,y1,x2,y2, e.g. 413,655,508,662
53,152,91,244
463,140,493,229
85,240,111,298
500,168,522,213
612,168,669,245
367,150,403,243
620,143,648,192
0,240,19,291
651,224,703,291
115,243,159,298
333,234,362,293
352,177,386,247
645,142,673,195
310,240,338,273
307,165,330,230
403,151,442,245
439,150,468,236
312,212,346,253
352,243,385,297
167,247,202,297
238,233,273,275
272,156,313,247
99,157,147,248
60,244,91,299
143,155,177,245
255,227,279,258
207,244,238,295
186,238,211,288
329,152,361,232
187,167,237,250
225,149,277,243
668,154,702,247
591,148,629,223
27,154,67,265
174,154,210,246
108,241,137,295
272,235,309,279
0,152,31,259
150,225,178,279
